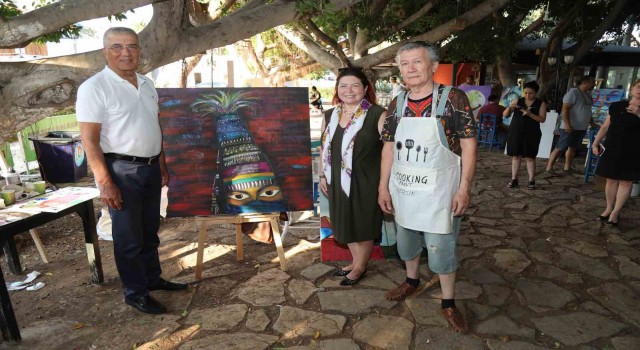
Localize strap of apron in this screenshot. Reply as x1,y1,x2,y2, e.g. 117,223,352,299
436,86,453,117
396,90,407,120
432,84,453,150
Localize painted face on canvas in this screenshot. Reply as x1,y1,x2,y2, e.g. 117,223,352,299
337,76,366,106
227,184,283,207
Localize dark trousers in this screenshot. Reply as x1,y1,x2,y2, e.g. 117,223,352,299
106,158,162,298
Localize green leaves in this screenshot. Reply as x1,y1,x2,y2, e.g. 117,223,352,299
191,90,258,117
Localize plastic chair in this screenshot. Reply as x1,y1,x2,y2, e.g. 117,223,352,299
583,128,600,183
477,114,505,151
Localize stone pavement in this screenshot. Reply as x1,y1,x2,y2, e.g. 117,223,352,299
3,148,640,350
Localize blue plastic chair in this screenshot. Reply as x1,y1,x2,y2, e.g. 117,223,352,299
477,114,505,151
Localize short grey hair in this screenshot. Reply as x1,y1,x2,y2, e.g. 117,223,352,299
103,27,138,47
395,41,440,65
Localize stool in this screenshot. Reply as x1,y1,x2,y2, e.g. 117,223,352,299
194,213,287,279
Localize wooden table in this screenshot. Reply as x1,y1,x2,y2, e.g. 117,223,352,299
0,195,103,343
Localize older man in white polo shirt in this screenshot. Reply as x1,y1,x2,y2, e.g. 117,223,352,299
77,27,186,314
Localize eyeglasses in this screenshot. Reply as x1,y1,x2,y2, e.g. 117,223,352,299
107,44,140,53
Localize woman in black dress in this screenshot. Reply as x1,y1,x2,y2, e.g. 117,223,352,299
503,81,547,190
592,79,640,226
320,67,387,285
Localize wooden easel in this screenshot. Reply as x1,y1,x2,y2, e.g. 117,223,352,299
194,213,287,279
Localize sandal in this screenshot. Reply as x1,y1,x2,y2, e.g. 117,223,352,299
527,181,536,190
332,268,352,277
442,306,469,333
606,215,619,226
385,282,419,301
507,179,519,188
594,215,609,222
340,270,367,286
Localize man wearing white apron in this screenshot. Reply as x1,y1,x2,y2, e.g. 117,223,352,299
378,42,477,334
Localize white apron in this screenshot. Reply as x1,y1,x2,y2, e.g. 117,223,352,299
390,84,461,234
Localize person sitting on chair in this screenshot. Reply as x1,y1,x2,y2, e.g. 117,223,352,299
310,86,323,112
477,94,508,138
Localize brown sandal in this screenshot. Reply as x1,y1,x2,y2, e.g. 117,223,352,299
385,283,419,301
442,306,468,333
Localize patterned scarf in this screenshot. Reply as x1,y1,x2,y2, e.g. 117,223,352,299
321,99,371,197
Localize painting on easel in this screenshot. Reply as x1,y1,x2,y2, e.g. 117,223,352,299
158,88,313,217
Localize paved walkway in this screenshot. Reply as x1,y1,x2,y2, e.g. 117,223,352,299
3,148,639,350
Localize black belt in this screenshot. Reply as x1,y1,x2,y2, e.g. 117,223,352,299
104,153,160,165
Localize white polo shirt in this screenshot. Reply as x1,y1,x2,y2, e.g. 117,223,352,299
76,66,162,157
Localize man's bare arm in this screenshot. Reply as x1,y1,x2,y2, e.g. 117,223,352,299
451,137,477,216
79,122,122,210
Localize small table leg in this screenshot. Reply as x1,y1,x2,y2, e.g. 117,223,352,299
78,201,103,284
2,238,22,275
0,264,21,342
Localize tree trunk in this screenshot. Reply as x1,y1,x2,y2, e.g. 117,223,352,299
495,55,516,87
180,53,205,87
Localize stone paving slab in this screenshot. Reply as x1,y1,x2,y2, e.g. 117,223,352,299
236,268,291,306
587,282,640,327
273,306,346,339
317,289,397,314
405,295,449,327
555,247,618,280
493,249,531,274
476,315,535,339
184,304,247,330
485,339,551,350
515,278,576,308
246,308,271,331
611,336,640,350
353,315,414,350
178,333,278,350
300,263,335,281
92,314,182,350
288,278,319,305
531,312,626,346
415,328,484,349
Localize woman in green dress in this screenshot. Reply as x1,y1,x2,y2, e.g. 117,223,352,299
320,67,387,285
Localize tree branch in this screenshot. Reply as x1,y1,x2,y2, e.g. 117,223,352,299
211,0,238,20
0,0,167,48
539,0,587,77
364,1,437,51
277,26,342,71
516,14,544,40
302,18,350,66
356,0,511,68
571,0,630,64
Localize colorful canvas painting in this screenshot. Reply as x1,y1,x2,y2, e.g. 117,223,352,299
458,85,492,119
499,85,523,126
591,89,624,124
158,88,313,217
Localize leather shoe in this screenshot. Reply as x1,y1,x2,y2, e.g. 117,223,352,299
125,295,167,314
148,278,188,291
